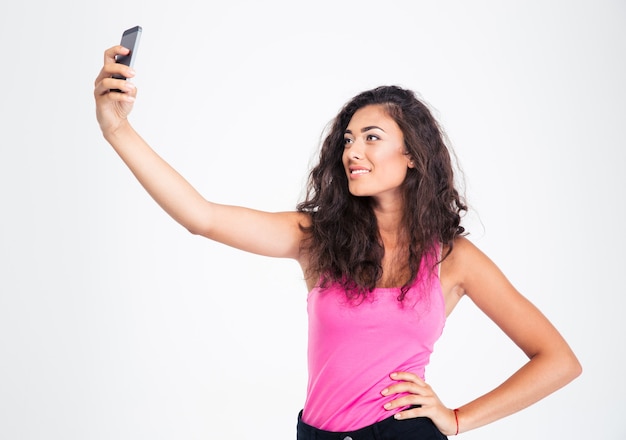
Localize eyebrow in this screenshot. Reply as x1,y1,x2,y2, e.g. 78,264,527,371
344,126,386,134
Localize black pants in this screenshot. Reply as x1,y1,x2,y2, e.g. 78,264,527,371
297,410,447,440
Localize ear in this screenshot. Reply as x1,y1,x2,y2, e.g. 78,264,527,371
407,159,415,169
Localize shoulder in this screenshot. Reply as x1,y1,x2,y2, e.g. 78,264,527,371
439,236,485,313
442,235,533,320
441,236,484,278
440,236,505,298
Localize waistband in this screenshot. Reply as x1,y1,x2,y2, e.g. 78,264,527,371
296,407,445,440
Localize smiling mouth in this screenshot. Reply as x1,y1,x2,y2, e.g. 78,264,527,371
350,169,370,175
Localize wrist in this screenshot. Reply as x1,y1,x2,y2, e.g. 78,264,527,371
453,408,460,435
102,119,133,143
441,407,461,436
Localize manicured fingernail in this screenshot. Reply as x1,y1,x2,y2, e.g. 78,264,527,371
394,413,402,420
390,372,398,378
381,388,388,395
384,403,391,409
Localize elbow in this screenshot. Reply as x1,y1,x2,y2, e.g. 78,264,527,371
531,344,583,388
567,353,583,382
186,222,211,237
554,348,583,387
182,206,215,237
186,226,200,236
562,341,583,382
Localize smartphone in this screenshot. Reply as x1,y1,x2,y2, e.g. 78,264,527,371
111,25,142,91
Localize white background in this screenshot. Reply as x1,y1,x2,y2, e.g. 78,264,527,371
1,1,625,439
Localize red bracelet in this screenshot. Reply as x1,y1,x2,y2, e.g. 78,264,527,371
453,408,459,435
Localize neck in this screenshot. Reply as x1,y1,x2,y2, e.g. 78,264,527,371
370,195,412,288
372,196,404,242
375,206,411,288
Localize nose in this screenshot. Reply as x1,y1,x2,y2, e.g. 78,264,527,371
347,139,364,160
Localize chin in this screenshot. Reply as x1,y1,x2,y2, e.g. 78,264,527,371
348,187,371,198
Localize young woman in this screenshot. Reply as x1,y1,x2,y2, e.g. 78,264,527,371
94,45,581,439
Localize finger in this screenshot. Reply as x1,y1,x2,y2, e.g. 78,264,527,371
95,73,135,93
95,64,136,87
383,394,424,411
94,46,135,86
95,78,137,102
382,373,429,397
391,406,424,420
104,45,130,64
381,381,424,398
390,371,427,385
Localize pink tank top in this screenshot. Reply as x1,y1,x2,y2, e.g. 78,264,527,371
302,251,445,431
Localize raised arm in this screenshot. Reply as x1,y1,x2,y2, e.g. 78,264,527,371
94,46,308,260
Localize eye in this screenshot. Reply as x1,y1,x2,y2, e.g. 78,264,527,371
343,137,354,146
366,134,380,141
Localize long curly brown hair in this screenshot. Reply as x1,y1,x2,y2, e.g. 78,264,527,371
297,86,467,301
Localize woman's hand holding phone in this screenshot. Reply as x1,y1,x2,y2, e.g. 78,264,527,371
94,26,141,137
94,46,138,137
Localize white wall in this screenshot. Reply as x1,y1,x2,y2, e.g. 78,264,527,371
1,1,624,438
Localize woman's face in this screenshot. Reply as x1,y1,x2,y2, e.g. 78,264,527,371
342,104,414,203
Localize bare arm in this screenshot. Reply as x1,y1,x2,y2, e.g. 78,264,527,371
447,237,582,432
94,46,308,260
383,237,582,435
